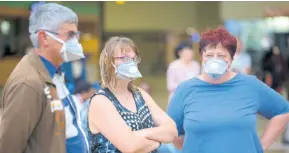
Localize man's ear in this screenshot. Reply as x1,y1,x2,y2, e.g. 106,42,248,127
38,30,49,47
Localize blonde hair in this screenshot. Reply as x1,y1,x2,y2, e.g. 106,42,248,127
99,36,139,90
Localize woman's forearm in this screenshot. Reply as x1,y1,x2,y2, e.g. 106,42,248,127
134,139,160,153
261,114,289,150
131,130,161,153
135,125,177,143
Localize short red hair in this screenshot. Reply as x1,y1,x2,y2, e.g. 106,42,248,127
199,27,237,58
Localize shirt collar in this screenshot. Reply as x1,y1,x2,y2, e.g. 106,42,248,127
39,56,57,77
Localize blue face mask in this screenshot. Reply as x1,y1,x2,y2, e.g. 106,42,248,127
46,32,85,62
114,60,142,81
203,58,229,79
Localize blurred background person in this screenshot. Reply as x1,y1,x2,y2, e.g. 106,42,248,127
161,41,202,153
167,27,289,153
71,79,96,139
231,38,252,74
261,45,289,145
72,79,96,109
62,58,89,93
262,45,288,94
88,36,177,153
166,41,201,100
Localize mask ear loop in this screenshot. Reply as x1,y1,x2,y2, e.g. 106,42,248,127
45,31,65,45
45,31,67,59
226,61,231,72
112,63,117,74
202,60,209,74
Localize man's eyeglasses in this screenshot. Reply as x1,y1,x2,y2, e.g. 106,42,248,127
114,56,141,64
36,29,81,40
65,31,81,40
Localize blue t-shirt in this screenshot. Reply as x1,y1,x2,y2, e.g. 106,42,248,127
167,73,289,153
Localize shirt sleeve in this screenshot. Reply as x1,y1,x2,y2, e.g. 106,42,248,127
0,83,42,153
256,78,289,119
167,83,186,136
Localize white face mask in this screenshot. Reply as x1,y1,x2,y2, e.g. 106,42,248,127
113,60,142,81
203,58,229,79
45,32,85,62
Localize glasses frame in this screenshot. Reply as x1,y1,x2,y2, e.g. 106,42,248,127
113,56,141,64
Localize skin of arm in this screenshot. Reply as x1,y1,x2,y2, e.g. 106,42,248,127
134,88,178,144
260,113,289,150
172,135,184,150
88,95,160,153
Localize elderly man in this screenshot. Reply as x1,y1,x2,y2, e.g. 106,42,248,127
0,3,88,153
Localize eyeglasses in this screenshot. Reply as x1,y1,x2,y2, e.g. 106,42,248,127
65,31,81,40
114,56,141,64
36,29,81,40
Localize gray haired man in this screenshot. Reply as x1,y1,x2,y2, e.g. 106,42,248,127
0,3,87,153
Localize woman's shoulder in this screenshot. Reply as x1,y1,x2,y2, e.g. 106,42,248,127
90,88,112,105
91,87,108,98
89,90,120,114
176,77,202,91
168,60,182,68
170,78,201,101
91,89,110,102
179,73,258,87
232,73,266,88
236,73,259,83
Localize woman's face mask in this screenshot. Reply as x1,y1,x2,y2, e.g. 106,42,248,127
113,59,142,81
203,58,229,79
45,32,85,62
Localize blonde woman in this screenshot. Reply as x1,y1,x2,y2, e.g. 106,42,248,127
88,37,177,153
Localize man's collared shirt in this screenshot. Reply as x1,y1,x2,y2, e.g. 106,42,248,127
39,56,57,78
40,56,89,153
